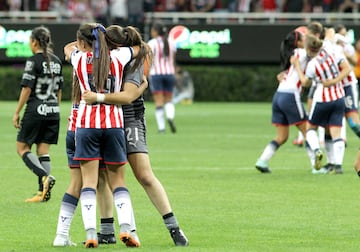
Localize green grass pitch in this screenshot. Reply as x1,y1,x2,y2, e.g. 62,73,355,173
0,101,360,251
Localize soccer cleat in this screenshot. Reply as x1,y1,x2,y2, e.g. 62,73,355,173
25,191,43,203
321,163,334,173
311,167,328,174
328,165,343,175
314,149,323,170
168,119,177,133
97,233,116,244
85,229,98,248
119,231,140,247
292,138,303,147
170,227,189,246
255,159,271,173
53,234,77,247
119,229,140,247
356,170,360,177
41,175,56,202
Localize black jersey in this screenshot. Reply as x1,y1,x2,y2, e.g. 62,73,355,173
20,52,63,120
122,62,145,121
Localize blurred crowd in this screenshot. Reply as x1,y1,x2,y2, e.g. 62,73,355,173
154,0,360,13
0,0,360,22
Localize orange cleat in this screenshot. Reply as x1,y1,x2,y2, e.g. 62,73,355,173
292,138,303,147
25,191,43,203
120,231,140,247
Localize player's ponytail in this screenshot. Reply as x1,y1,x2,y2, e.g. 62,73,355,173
71,73,81,104
78,23,110,91
31,26,53,77
91,24,109,91
280,30,302,71
152,22,170,57
106,25,152,74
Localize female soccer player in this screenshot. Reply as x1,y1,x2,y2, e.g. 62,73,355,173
53,71,147,246
13,26,63,202
148,22,177,133
63,23,142,248
255,30,313,173
83,25,189,246
294,32,351,173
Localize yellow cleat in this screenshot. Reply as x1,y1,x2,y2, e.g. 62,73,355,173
25,191,43,203
41,175,56,202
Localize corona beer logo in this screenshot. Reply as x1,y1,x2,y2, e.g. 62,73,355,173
0,25,32,58
169,25,232,59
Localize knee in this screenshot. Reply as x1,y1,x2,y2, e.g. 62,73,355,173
67,180,82,198
136,174,154,187
16,145,29,158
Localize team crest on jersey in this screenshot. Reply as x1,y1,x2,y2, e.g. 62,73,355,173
24,60,34,72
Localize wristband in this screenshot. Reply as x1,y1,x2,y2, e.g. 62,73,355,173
96,93,105,103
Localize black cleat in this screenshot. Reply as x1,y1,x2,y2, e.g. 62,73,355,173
332,165,343,174
255,159,271,173
98,233,116,244
168,119,177,133
255,166,271,173
170,227,188,246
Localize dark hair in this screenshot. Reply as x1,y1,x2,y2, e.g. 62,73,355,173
280,30,302,71
77,23,110,91
152,22,170,57
334,23,346,34
71,73,81,104
31,26,53,76
106,25,152,74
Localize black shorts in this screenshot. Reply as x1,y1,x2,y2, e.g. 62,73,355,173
66,130,105,169
125,118,148,154
74,128,127,165
17,119,59,145
66,130,80,168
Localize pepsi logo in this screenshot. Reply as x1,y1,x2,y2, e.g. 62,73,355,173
169,25,191,48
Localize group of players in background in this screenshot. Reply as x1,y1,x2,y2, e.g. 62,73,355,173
12,21,188,248
255,20,360,176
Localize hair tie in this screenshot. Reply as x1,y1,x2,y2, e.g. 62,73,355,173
91,24,106,58
96,24,106,33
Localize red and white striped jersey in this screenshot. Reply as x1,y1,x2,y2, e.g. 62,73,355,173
67,103,79,132
278,48,308,94
148,36,176,75
335,44,358,88
70,47,132,129
305,47,345,103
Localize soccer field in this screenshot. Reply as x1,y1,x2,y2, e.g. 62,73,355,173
1,101,360,251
